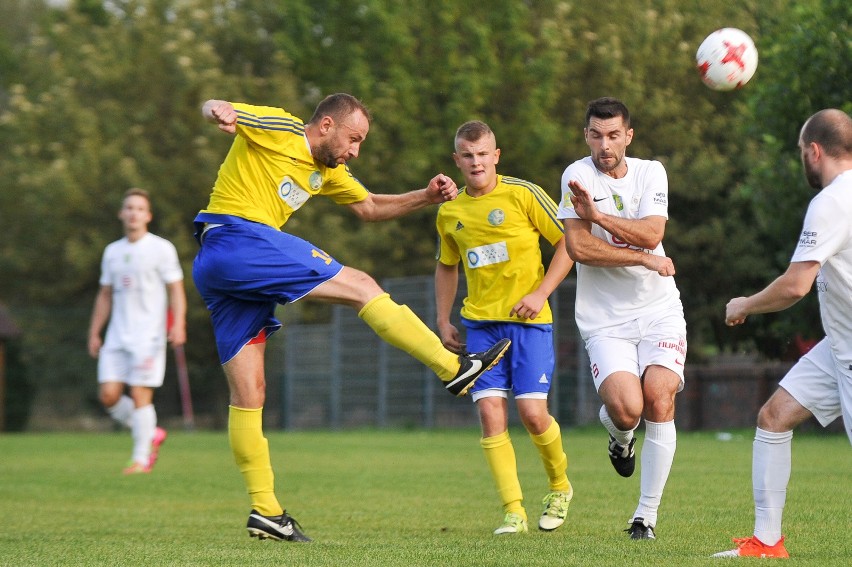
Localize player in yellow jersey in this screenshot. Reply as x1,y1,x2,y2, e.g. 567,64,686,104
193,95,510,542
435,121,574,535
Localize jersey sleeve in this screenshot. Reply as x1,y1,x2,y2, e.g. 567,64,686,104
321,164,370,205
525,183,564,246
435,205,461,266
636,160,669,219
791,193,845,265
158,240,184,284
98,246,111,286
232,103,305,150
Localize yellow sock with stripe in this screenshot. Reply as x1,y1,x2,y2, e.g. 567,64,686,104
229,406,283,517
481,431,526,518
359,293,459,381
530,418,571,492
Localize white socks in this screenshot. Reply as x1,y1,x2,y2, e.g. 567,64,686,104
599,404,636,445
753,428,792,546
130,404,157,466
633,420,676,527
106,395,134,428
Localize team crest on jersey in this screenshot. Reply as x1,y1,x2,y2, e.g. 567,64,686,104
613,194,624,211
309,171,323,190
562,193,575,209
278,176,310,210
487,209,505,226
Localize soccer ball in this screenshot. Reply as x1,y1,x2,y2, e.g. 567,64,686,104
696,28,758,91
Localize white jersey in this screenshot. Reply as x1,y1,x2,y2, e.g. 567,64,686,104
790,169,852,375
556,156,682,335
99,232,183,350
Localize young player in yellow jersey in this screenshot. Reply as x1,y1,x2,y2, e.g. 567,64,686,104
435,121,575,534
193,95,509,542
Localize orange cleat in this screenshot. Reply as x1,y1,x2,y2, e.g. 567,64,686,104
123,461,152,475
712,535,789,558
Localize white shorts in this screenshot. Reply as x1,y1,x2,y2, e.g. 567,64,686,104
97,344,167,388
780,337,852,444
584,307,687,392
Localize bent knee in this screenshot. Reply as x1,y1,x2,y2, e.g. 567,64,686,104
99,391,121,408
756,389,811,431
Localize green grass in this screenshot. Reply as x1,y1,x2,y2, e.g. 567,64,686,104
0,427,849,566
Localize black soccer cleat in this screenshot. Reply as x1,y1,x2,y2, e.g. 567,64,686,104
247,509,312,542
608,434,637,477
625,517,656,540
445,338,511,397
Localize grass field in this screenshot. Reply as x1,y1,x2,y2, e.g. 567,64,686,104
0,427,849,566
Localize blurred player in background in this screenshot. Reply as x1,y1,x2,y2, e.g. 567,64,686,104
194,95,510,542
435,121,575,535
87,188,186,474
557,97,687,540
715,109,852,559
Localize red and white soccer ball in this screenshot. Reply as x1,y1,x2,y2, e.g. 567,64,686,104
696,28,758,91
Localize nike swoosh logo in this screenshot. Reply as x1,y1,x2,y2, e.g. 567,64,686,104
447,359,483,388
593,197,607,202
252,513,294,535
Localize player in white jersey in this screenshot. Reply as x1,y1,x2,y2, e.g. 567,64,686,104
88,188,186,474
714,109,852,559
556,97,687,540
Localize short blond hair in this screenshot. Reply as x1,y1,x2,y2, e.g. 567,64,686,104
123,187,151,205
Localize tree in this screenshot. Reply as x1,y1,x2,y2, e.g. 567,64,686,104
732,0,851,357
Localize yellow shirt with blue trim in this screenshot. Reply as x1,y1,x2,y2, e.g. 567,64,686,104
436,175,563,323
200,103,369,229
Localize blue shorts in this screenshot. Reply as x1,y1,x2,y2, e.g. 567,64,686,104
463,318,554,399
192,215,343,364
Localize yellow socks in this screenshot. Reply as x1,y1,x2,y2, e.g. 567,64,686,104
481,431,526,519
530,418,571,492
229,406,283,517
359,293,459,381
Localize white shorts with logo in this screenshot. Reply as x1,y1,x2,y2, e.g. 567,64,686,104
780,337,852,444
98,344,167,388
584,307,687,392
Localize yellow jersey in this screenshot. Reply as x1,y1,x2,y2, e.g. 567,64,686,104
200,103,369,229
436,175,563,323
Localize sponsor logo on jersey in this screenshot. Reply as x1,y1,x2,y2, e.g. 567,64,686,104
653,192,667,206
309,171,323,190
455,221,464,231
487,209,505,226
466,241,509,269
278,176,310,210
798,230,817,247
658,338,687,357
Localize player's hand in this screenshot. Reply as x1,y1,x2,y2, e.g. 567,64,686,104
725,297,749,326
567,179,601,222
642,254,676,277
168,324,187,348
205,100,237,134
510,291,546,320
426,174,458,204
438,322,464,354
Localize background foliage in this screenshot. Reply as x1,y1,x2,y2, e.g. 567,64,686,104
0,0,849,425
